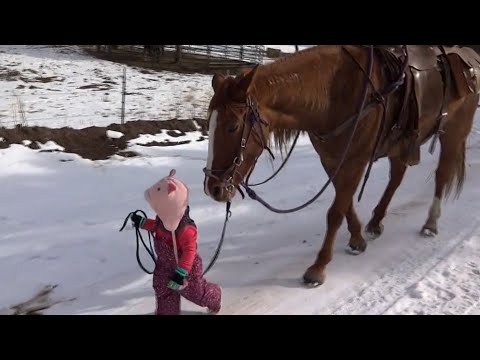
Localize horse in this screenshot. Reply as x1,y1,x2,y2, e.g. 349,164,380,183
202,45,480,287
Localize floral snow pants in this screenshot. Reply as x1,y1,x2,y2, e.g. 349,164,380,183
152,239,221,315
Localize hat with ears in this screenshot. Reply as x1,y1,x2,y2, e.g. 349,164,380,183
144,169,189,232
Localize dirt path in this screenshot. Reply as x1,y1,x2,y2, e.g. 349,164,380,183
0,119,208,160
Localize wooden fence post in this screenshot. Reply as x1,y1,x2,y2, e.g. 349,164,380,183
121,67,126,124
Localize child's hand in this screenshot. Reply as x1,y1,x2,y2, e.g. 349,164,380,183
130,214,146,229
167,267,188,291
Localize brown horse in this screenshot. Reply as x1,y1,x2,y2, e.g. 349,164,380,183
202,45,480,287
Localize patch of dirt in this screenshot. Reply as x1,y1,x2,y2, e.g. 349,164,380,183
0,118,208,161
9,284,75,315
140,140,191,147
0,67,22,81
118,150,138,157
33,76,64,83
1,67,65,83
77,83,112,91
166,130,186,138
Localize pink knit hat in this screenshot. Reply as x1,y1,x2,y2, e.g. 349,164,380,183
144,169,189,232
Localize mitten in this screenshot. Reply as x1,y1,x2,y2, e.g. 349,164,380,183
167,267,188,291
130,214,146,229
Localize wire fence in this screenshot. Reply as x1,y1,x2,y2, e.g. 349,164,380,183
99,45,266,65
0,68,213,130
180,45,265,63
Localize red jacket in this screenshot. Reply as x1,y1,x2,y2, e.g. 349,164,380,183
142,217,197,273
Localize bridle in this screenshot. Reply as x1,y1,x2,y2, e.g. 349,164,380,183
202,96,275,199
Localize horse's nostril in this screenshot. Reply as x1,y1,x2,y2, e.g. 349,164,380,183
212,186,221,197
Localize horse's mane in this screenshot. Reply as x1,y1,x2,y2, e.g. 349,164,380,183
249,45,343,156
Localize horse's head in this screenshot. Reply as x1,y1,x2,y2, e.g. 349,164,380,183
203,65,270,203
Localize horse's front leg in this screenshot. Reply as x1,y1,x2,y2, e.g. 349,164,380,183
324,161,367,255
303,157,369,287
346,203,367,254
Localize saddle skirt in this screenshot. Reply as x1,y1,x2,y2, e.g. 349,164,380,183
371,45,480,165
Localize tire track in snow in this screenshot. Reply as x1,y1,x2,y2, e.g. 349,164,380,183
326,182,480,315
383,232,480,315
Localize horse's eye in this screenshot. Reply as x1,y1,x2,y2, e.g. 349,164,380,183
228,125,239,134
157,187,161,191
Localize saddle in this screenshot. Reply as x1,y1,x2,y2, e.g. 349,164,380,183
374,45,480,165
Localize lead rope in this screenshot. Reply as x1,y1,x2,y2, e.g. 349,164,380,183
170,201,231,276
202,201,231,276
119,210,157,275
121,202,231,277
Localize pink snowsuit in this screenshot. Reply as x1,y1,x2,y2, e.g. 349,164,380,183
141,209,222,315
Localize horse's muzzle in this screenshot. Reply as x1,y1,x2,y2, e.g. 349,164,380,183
204,176,236,203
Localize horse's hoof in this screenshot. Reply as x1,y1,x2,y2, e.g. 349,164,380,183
302,266,326,288
420,226,437,238
347,237,367,255
304,281,322,289
365,222,384,241
346,244,366,256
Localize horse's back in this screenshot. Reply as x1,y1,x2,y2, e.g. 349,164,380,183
372,45,480,164
442,46,480,96
378,45,480,96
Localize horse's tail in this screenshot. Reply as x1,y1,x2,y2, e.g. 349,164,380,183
445,140,467,200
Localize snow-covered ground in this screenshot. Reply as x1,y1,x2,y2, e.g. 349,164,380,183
0,45,213,129
2,119,480,315
2,45,480,315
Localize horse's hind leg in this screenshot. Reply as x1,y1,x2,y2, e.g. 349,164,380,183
421,137,466,236
365,156,407,240
420,96,477,236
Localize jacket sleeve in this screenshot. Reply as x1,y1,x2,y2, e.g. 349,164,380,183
177,226,197,274
142,218,157,232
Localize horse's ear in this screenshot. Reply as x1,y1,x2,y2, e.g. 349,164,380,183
212,73,225,93
236,65,259,95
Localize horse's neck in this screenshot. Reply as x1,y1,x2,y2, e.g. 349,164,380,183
255,84,332,133
252,53,343,132
254,46,380,136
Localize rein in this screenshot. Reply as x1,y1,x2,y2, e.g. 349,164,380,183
205,45,410,214
240,45,408,214
202,201,231,276
241,46,377,213
119,203,231,277
119,210,157,274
